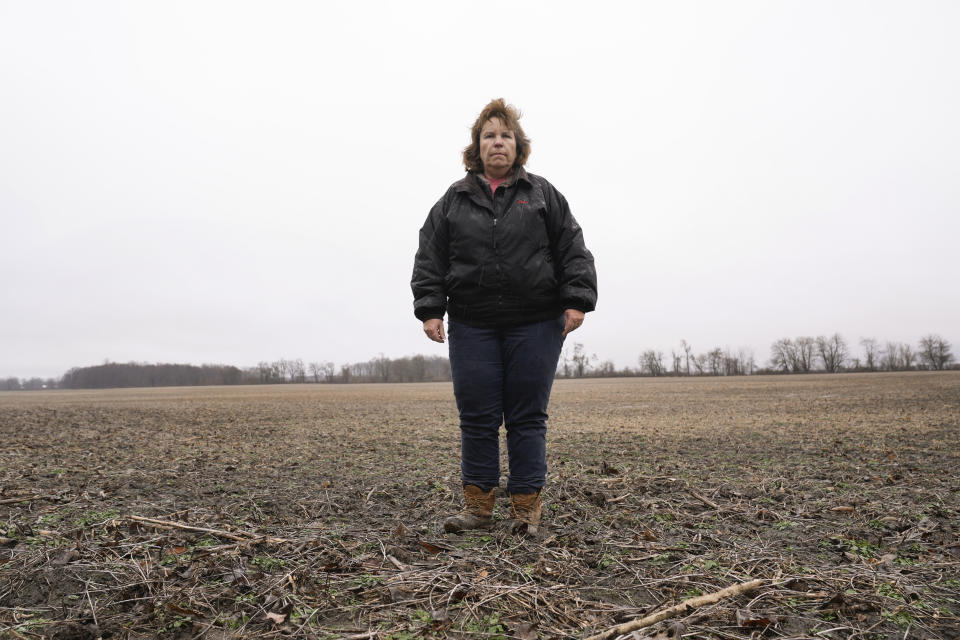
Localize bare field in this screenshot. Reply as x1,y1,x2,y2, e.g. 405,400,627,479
1,373,958,639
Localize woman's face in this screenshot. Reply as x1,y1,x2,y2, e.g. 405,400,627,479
479,117,517,176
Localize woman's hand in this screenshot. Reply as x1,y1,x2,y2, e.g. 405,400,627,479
423,318,446,343
562,309,584,337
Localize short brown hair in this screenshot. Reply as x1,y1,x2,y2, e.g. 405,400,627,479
462,98,531,173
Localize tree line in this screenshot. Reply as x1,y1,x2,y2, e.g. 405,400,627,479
250,354,450,384
767,334,954,374
1,334,953,390
1,354,452,390
0,376,59,391
58,362,244,389
556,341,759,378
560,332,953,378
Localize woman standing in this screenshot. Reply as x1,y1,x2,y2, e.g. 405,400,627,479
412,99,597,536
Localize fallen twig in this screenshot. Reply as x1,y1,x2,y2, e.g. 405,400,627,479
125,515,292,544
584,578,767,640
0,495,51,505
687,488,719,510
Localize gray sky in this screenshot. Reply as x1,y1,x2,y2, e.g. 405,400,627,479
2,1,958,379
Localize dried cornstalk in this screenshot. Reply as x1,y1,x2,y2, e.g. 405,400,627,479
687,488,719,510
584,578,766,640
0,495,50,505
126,515,292,544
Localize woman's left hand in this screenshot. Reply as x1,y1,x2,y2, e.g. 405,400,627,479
562,309,585,337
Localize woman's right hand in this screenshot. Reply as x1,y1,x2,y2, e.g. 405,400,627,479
423,319,446,343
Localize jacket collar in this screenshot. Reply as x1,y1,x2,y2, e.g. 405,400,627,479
453,167,532,197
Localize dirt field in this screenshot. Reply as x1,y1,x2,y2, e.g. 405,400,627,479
1,372,958,639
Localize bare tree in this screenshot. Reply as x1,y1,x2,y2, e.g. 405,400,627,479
322,361,336,382
723,348,753,376
271,359,290,383
795,337,816,373
408,355,427,382
722,349,740,376
671,350,682,376
289,358,306,383
596,360,616,377
21,378,46,390
706,348,724,375
557,347,572,378
571,343,596,378
881,342,899,371
918,334,954,370
374,353,391,382
898,343,916,370
860,338,879,371
770,338,798,373
691,353,705,375
640,350,665,376
817,334,848,373
744,349,756,375
680,339,693,376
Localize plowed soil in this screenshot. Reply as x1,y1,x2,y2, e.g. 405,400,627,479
1,372,958,639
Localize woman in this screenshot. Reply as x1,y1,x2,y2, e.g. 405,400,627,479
411,98,597,536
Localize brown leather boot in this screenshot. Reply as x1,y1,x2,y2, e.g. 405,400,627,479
507,491,542,537
443,485,496,533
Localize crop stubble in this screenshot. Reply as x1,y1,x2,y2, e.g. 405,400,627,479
0,372,958,639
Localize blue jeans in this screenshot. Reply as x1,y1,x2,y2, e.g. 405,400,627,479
448,315,566,495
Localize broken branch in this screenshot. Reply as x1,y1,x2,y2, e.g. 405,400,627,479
0,495,51,505
687,488,720,510
126,515,292,544
584,578,767,640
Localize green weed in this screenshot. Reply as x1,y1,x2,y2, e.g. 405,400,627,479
465,613,505,638
12,618,55,633
354,573,382,587
410,609,433,623
702,559,721,572
74,509,119,527
877,583,901,599
251,555,285,572
845,538,878,558
598,552,619,569
882,609,913,627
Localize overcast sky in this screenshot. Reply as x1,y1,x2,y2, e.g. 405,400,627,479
2,1,958,379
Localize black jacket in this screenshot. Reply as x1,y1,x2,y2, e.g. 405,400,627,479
412,169,597,327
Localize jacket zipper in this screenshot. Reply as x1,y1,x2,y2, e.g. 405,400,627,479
493,217,502,303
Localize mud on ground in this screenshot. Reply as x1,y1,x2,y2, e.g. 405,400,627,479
1,372,958,639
